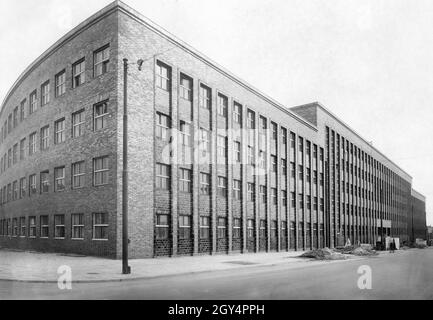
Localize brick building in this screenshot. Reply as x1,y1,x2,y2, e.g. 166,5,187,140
0,1,427,258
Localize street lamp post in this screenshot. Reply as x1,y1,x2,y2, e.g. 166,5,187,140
122,58,131,275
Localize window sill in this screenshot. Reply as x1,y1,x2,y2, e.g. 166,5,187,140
71,238,84,241
92,239,109,241
54,237,65,240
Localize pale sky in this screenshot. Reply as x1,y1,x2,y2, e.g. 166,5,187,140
0,0,432,224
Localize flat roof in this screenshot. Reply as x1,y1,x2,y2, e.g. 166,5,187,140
291,101,413,181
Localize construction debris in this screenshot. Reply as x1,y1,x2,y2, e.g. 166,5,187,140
334,245,378,256
300,248,347,260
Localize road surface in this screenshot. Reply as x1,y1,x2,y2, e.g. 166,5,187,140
1,248,432,300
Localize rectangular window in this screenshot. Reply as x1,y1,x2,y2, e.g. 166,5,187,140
247,183,254,202
13,107,18,128
259,151,266,169
271,122,278,141
156,163,170,190
71,109,85,138
217,176,227,197
54,167,65,192
93,156,109,186
12,218,18,237
247,110,255,129
281,159,287,176
234,141,241,163
12,144,17,164
12,181,18,200
291,192,296,207
29,217,36,238
233,179,241,200
217,217,227,238
156,113,170,141
282,190,287,207
92,213,108,240
247,219,254,238
72,59,86,88
29,132,37,155
179,215,191,240
40,171,49,193
94,45,110,77
271,155,277,173
55,70,66,97
233,218,241,238
40,216,49,238
200,129,210,154
40,126,50,150
270,220,277,238
94,101,108,130
41,81,50,106
233,102,242,124
20,217,26,237
179,121,191,147
281,127,287,145
54,215,65,239
72,161,85,189
29,91,37,114
259,220,266,238
71,214,84,240
54,118,66,144
259,185,266,203
199,84,211,109
29,174,37,195
156,61,171,91
20,138,26,160
271,188,277,205
155,213,169,240
217,94,228,117
19,177,26,198
217,135,227,158
180,74,192,101
248,146,254,166
200,173,210,195
199,216,210,239
8,114,12,133
179,168,192,193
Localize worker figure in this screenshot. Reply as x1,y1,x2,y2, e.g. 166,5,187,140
389,239,395,253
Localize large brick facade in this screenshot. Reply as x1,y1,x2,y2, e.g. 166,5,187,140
0,1,427,259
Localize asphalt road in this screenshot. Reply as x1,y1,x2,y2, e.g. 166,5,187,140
1,248,433,300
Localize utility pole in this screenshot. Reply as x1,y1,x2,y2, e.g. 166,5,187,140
122,58,131,275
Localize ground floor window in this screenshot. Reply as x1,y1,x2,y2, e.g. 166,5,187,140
54,215,65,239
217,217,227,239
179,215,191,240
93,213,108,240
233,218,241,238
40,216,49,238
20,217,26,237
247,219,255,238
156,214,170,240
29,217,36,237
71,214,84,240
199,216,210,239
259,220,266,238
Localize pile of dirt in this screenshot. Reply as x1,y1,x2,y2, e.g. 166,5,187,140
416,243,427,249
334,245,378,256
300,248,346,260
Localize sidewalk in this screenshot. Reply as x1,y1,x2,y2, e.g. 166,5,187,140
0,248,390,283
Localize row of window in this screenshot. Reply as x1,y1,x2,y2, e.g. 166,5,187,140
156,163,325,209
155,215,284,240
0,213,108,240
0,156,109,205
0,45,110,146
0,101,108,175
0,45,110,148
